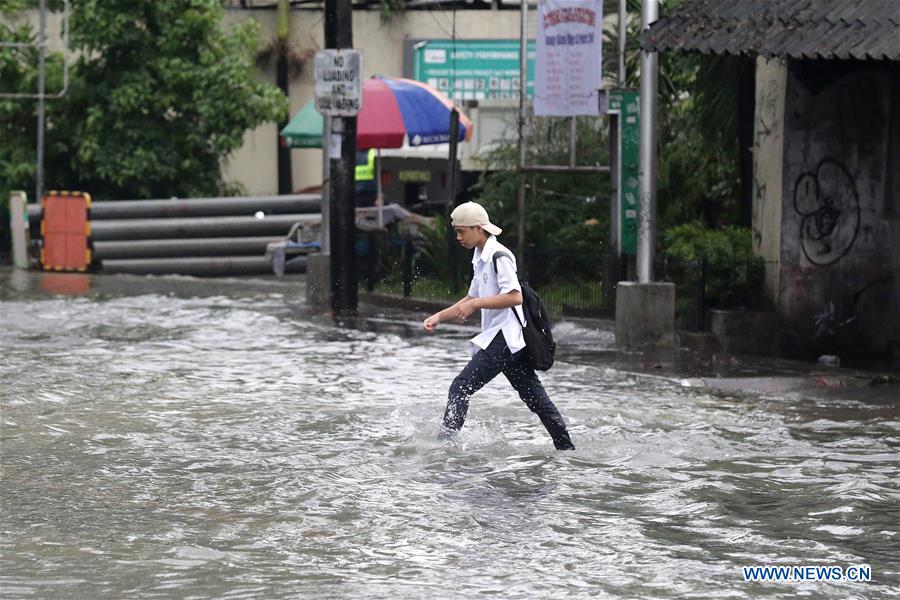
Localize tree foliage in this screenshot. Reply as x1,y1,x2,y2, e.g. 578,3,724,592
662,223,764,309
377,0,406,23
1,0,288,207
472,116,610,256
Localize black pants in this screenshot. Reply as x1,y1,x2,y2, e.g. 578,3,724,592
443,332,575,450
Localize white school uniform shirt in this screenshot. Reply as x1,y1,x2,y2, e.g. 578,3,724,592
467,235,526,356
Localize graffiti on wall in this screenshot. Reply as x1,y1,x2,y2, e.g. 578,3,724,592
792,158,860,267
812,301,856,339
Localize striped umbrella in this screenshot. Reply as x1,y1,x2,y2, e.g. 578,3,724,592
281,75,473,149
279,100,323,148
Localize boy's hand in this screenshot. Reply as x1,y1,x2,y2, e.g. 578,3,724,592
423,314,440,332
455,298,480,323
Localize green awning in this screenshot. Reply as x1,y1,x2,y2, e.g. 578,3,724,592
280,101,323,148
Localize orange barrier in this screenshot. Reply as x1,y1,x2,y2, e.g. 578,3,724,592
40,191,92,272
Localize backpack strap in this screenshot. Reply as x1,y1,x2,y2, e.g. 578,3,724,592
491,250,513,274
490,251,525,328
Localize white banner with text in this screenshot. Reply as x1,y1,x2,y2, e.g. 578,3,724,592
534,0,603,116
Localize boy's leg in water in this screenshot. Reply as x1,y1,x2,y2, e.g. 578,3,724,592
442,333,507,434
502,356,575,450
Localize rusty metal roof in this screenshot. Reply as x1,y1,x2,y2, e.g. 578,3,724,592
642,0,900,60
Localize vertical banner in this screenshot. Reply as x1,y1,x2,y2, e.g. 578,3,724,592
534,0,603,116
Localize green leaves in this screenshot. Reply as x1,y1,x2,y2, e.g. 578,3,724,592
662,223,765,309
472,114,612,255
378,0,406,24
1,0,288,204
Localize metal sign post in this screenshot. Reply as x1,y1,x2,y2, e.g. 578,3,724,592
516,0,530,265
36,0,47,203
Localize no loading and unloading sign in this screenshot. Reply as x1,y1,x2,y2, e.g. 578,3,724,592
314,50,363,116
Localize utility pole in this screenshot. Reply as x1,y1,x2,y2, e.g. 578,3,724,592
275,0,294,195
637,0,658,283
618,0,626,86
36,0,47,204
614,0,673,351
610,0,628,256
605,0,628,306
324,0,358,316
515,0,529,266
446,109,460,292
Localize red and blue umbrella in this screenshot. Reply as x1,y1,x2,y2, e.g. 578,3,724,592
281,75,474,150
356,76,473,149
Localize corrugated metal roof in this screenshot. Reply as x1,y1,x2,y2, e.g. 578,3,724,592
642,0,900,60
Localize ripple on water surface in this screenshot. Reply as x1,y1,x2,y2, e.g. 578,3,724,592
1,271,898,598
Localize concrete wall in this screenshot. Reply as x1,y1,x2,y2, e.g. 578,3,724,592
890,67,900,367
777,61,897,359
751,58,787,302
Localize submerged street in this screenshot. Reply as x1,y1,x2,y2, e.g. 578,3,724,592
1,268,898,598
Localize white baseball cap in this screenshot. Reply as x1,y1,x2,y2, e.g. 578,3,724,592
450,201,502,236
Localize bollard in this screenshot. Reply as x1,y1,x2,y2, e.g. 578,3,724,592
9,191,31,269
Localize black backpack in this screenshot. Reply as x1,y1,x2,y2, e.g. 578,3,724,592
492,252,556,371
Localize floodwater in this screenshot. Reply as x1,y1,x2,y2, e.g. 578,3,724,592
1,267,898,599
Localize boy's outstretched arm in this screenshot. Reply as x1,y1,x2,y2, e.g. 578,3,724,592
423,296,471,332
423,290,523,332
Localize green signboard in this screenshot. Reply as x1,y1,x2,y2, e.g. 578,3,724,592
608,89,640,255
411,39,535,101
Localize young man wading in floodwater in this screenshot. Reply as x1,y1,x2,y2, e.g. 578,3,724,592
422,202,575,450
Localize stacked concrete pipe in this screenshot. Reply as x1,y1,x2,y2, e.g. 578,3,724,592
26,194,320,277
